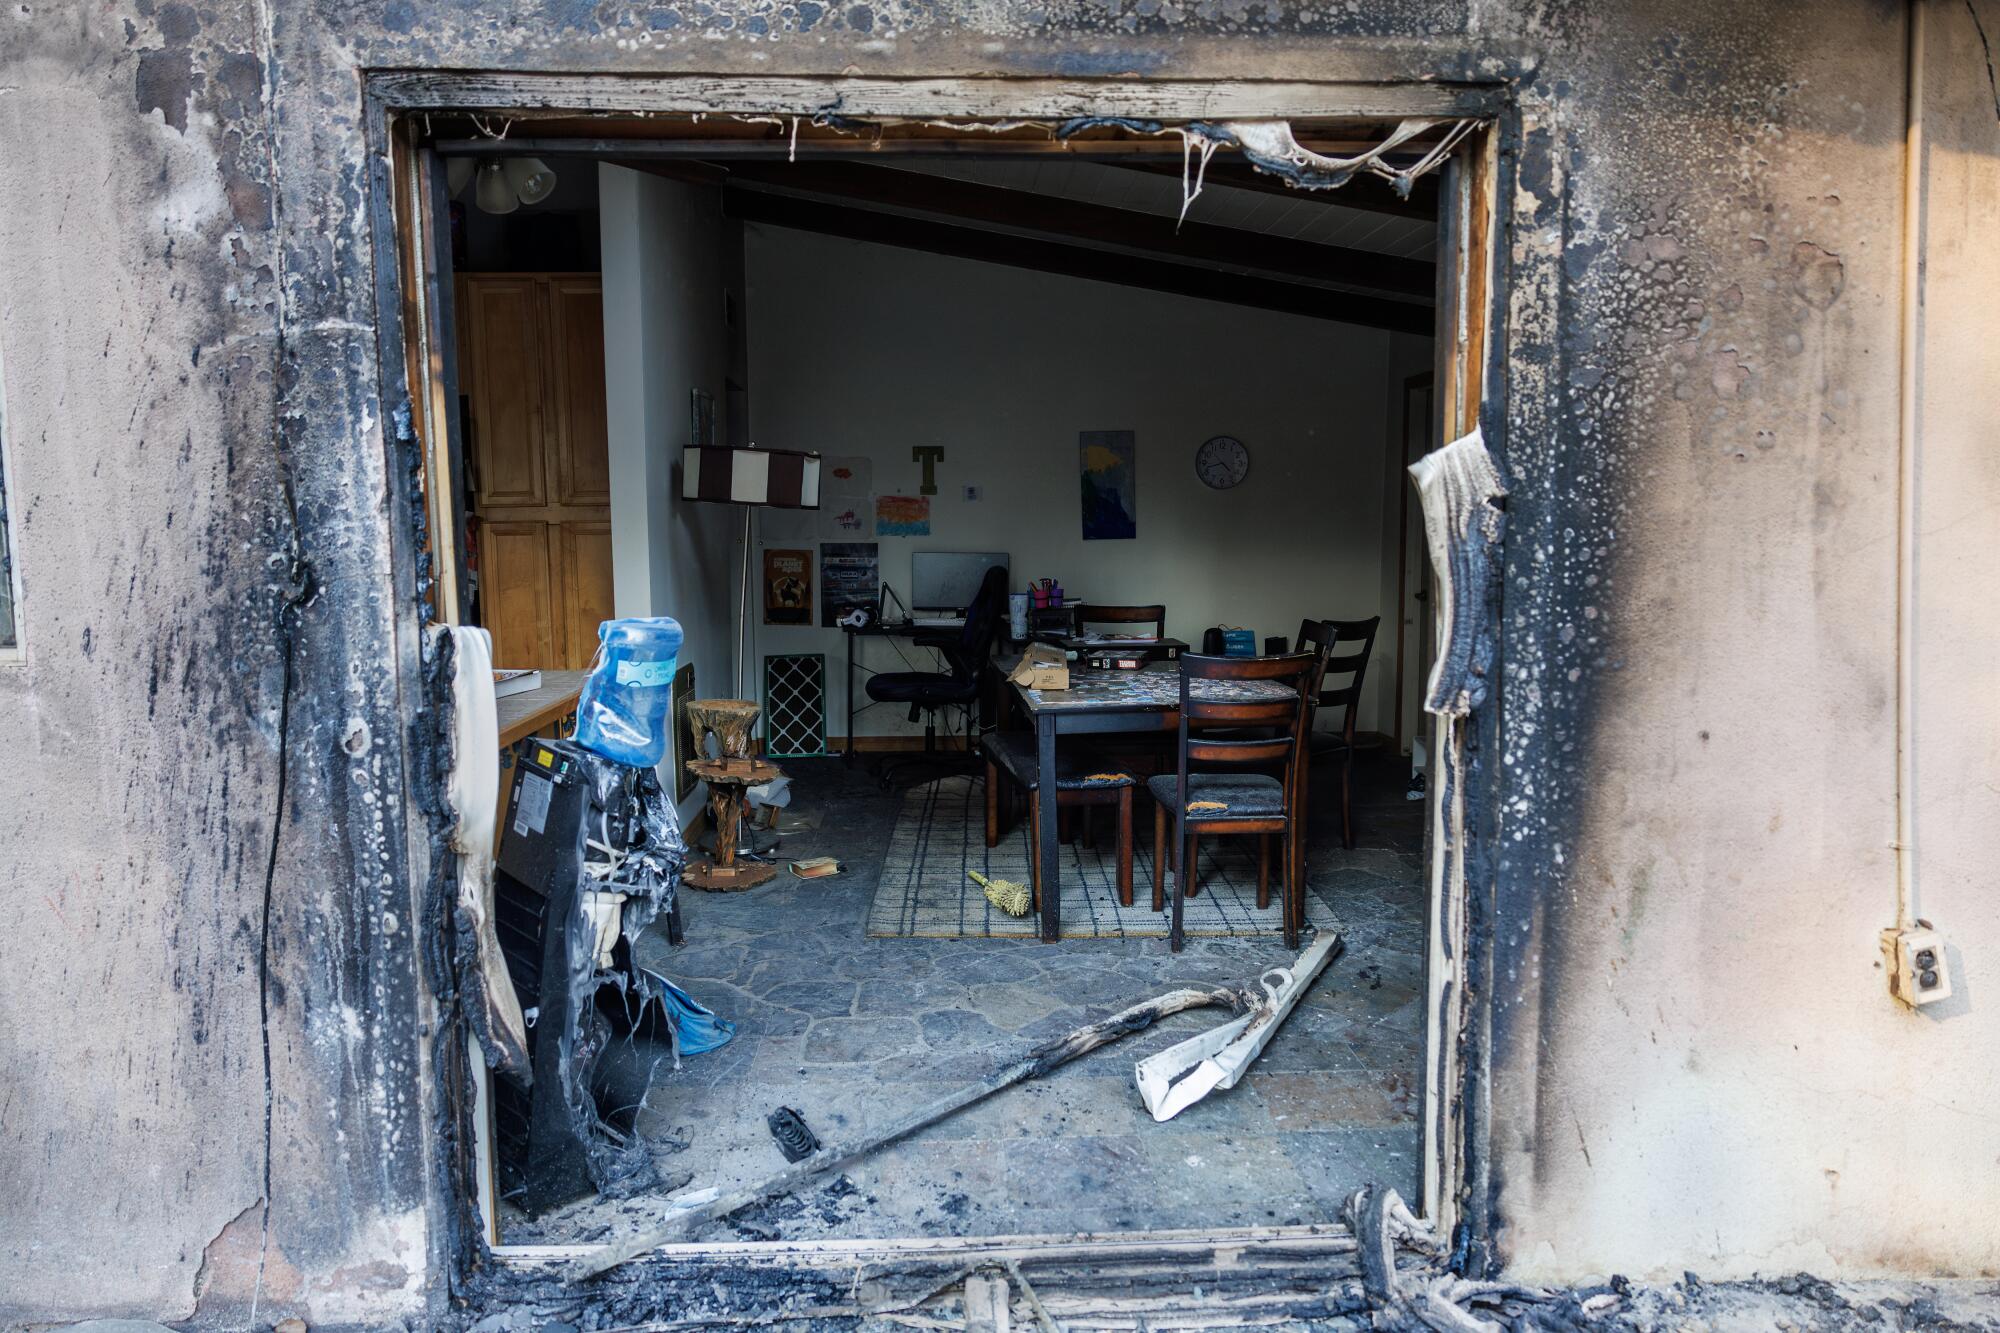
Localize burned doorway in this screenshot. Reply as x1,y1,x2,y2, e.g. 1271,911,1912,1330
374,80,1505,1277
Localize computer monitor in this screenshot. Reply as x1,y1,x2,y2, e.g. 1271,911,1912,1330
910,551,1009,615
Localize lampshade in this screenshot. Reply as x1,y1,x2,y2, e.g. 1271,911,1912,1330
446,157,474,199
681,445,821,509
474,159,518,215
504,156,559,206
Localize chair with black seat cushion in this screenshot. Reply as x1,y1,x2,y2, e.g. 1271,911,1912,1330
1147,652,1315,951
1308,617,1380,849
980,732,1137,907
1163,620,1332,884
865,566,1008,788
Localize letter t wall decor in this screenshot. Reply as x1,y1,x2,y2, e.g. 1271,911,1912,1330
913,446,944,495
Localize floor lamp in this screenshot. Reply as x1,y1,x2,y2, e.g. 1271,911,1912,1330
678,442,822,707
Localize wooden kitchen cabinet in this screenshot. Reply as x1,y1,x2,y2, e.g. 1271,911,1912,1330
479,520,556,670
555,519,616,668
457,273,614,671
545,279,612,508
462,276,549,510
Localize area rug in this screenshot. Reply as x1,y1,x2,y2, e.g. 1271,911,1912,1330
866,775,1341,939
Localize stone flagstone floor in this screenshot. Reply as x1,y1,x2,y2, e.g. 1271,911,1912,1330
506,750,1426,1245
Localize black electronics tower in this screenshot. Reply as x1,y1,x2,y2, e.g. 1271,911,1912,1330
489,738,683,1216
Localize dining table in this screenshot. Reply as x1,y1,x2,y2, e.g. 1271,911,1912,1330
1005,659,1297,948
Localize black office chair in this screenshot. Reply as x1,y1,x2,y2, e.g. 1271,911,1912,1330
865,566,1009,789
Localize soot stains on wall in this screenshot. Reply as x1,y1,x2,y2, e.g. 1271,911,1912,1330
3,0,1994,1325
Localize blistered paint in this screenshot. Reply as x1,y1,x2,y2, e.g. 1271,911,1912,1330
1482,0,2000,1285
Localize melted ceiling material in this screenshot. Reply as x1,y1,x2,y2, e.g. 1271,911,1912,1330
480,111,1477,226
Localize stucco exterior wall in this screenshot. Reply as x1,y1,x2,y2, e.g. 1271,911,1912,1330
0,0,1992,1323
0,7,434,1325
1486,1,2000,1282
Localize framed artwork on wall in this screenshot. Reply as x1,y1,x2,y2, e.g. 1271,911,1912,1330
1080,430,1137,540
763,548,812,624
820,542,880,627
875,494,931,537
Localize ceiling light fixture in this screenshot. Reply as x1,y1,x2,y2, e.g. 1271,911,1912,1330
461,156,559,215
474,159,518,215
504,157,559,206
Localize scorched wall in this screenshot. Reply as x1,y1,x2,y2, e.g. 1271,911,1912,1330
0,0,1994,1325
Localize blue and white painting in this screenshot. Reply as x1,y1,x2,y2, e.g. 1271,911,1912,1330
1080,430,1136,540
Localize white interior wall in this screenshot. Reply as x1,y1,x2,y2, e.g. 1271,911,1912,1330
1378,331,1436,754
598,164,741,821
744,224,1421,742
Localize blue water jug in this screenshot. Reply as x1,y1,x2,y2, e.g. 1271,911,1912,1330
572,617,684,768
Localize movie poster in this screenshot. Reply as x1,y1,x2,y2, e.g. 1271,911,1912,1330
763,548,812,625
819,542,880,627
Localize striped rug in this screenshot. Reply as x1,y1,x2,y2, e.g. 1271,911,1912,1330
865,775,1340,940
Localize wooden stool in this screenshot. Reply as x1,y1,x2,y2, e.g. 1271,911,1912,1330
684,756,783,891
683,698,781,892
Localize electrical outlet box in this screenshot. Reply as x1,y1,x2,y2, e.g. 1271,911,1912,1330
1880,924,1953,1008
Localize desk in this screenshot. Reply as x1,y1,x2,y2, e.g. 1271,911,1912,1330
841,622,969,765
1009,663,1294,949
496,669,589,747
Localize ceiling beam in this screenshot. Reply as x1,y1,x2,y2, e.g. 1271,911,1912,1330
1106,159,1439,223
442,136,1405,159
702,160,1433,300
720,186,1434,336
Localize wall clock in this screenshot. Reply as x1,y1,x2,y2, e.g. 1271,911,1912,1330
1195,435,1250,490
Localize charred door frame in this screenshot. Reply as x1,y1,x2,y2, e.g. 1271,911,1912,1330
359,69,1553,1289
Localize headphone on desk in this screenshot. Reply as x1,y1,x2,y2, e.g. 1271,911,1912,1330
837,606,877,630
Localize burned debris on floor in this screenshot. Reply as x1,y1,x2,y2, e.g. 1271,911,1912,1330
457,1238,2000,1333
568,980,1266,1278
768,1107,824,1163
496,749,1429,1249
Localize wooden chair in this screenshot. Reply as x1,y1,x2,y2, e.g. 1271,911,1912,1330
1163,621,1332,889
1074,603,1167,639
1308,617,1380,849
1027,604,1080,638
982,733,1137,907
1147,652,1315,951
1069,603,1175,777
1285,618,1335,838
1294,618,1337,691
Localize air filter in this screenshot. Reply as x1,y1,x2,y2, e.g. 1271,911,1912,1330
762,654,827,758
